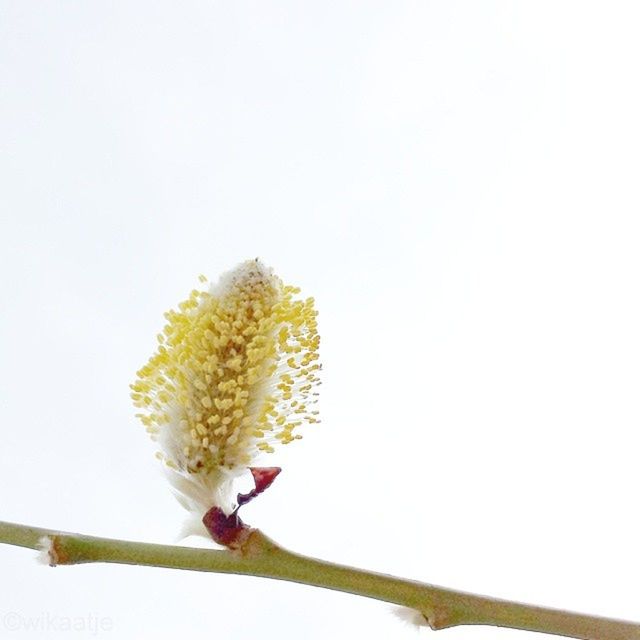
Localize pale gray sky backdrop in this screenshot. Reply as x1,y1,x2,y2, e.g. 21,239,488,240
1,2,640,639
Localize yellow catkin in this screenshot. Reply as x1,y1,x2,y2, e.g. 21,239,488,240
131,259,321,484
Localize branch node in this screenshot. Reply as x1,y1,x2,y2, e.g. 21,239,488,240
426,606,456,630
37,535,70,567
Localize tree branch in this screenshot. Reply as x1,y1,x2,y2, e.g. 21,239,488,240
1,519,637,639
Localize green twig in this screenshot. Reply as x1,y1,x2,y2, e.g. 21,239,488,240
1,519,637,639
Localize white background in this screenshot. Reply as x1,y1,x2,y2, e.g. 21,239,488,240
1,2,640,639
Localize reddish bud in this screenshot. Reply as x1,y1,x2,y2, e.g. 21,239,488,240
237,467,282,506
202,467,282,548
